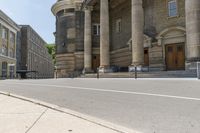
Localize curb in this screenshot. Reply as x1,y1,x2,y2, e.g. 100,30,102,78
0,91,137,133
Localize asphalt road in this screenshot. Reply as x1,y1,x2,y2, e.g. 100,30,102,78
0,78,200,133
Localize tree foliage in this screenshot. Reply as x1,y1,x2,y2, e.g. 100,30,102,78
46,44,56,65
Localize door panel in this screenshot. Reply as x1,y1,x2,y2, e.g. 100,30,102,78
176,45,185,70
166,45,176,70
92,54,100,72
166,44,185,70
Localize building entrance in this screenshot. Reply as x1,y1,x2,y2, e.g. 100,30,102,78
2,62,7,78
144,48,149,66
92,54,100,72
165,44,185,70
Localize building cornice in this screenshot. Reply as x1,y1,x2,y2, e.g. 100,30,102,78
0,54,16,61
51,0,82,16
0,10,20,31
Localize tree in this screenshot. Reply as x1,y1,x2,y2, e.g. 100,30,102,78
46,44,56,65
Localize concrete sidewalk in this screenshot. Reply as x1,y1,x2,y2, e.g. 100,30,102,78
0,94,123,133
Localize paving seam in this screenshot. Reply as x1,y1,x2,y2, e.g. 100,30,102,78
0,91,136,133
25,108,48,133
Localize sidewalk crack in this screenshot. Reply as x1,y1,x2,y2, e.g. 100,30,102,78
25,108,48,133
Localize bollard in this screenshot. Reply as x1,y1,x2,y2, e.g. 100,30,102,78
97,67,99,79
135,66,137,79
197,62,200,79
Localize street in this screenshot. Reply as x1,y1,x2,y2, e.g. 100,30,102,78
0,78,200,133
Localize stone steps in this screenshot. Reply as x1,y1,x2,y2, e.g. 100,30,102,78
79,70,197,78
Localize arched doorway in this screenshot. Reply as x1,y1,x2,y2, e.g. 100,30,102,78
156,26,186,71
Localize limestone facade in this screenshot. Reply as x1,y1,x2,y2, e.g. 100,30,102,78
52,0,200,77
19,25,54,79
0,10,20,79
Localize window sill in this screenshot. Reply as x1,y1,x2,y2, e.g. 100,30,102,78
167,15,180,19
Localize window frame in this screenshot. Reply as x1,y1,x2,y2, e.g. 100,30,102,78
167,0,178,18
92,23,100,36
1,27,8,39
116,18,122,33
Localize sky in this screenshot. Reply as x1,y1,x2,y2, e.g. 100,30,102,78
0,0,56,44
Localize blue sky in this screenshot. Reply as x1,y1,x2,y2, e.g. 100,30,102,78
0,0,56,43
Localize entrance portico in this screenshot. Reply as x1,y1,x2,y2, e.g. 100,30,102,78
83,0,145,73
52,0,200,77
82,0,200,73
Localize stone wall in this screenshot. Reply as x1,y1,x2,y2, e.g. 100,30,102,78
110,47,132,67
56,53,75,77
56,9,77,54
152,0,185,34
110,0,131,51
92,3,100,48
109,0,186,70
75,11,84,51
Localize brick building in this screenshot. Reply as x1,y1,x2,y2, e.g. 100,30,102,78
52,0,200,78
0,10,20,79
19,25,54,78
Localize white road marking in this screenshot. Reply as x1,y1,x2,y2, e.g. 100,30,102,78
1,82,200,101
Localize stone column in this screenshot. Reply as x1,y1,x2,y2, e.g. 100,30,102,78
83,7,93,73
130,0,144,71
99,0,110,72
185,0,200,69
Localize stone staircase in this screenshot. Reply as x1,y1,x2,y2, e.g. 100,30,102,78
79,70,197,78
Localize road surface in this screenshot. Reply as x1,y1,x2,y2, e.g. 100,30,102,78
0,78,200,133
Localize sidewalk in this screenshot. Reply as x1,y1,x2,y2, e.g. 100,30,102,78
0,94,122,133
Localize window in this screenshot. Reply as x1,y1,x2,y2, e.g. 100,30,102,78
9,48,15,58
116,19,122,33
2,46,7,56
1,27,8,39
10,32,15,46
92,24,100,36
168,0,178,17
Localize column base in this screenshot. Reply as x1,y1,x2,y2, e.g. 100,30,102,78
186,61,200,71
129,65,149,72
82,68,94,74
185,61,200,79
98,66,113,73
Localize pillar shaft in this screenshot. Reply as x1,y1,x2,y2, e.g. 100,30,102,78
100,0,110,67
84,7,92,72
131,0,144,66
186,0,200,62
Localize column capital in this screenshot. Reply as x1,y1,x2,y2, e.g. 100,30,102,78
84,6,93,11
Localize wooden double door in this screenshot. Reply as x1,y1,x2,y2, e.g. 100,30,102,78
165,44,185,70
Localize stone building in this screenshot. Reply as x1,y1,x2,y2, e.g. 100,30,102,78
19,25,54,78
52,0,200,77
0,10,20,79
